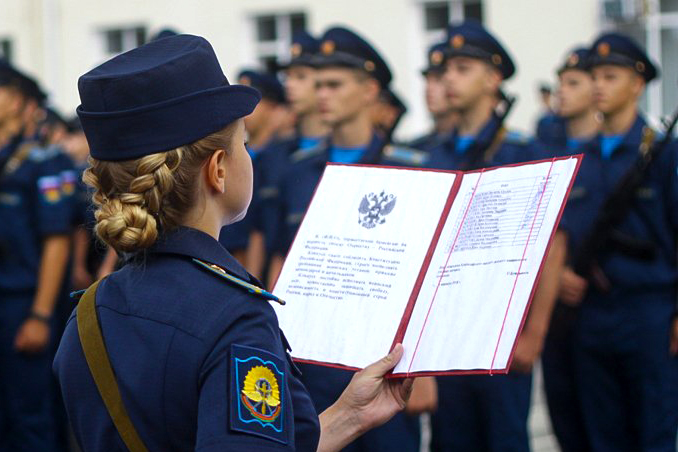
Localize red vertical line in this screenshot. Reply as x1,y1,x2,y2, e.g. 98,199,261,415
406,169,486,375
489,158,556,375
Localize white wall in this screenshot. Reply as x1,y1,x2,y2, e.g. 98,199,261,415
0,0,601,139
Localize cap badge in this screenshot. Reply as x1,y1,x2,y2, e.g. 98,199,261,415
492,54,502,66
291,43,302,58
364,60,376,72
451,34,465,49
321,40,335,55
431,50,444,65
567,53,579,67
239,76,251,86
597,42,610,57
635,61,646,73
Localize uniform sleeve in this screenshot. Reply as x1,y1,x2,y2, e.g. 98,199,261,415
664,140,678,230
34,153,73,236
195,301,296,452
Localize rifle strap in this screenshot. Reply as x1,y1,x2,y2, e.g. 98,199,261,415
639,127,656,158
77,279,149,452
0,140,34,179
483,126,507,164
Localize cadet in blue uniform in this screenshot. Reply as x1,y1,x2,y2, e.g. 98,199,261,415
53,34,413,452
408,42,458,151
248,31,329,284
426,21,566,452
563,33,678,452
269,26,433,452
219,69,288,264
539,47,599,452
0,59,72,452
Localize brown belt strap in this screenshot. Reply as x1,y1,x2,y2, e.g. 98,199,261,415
77,280,149,452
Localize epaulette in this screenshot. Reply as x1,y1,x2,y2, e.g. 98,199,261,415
289,142,326,163
192,258,286,305
504,130,530,145
382,144,429,166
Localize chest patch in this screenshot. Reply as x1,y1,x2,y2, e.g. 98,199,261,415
231,344,287,444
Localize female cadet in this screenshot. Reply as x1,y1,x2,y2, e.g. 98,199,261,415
53,34,413,452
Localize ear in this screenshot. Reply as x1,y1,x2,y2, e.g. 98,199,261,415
362,77,380,105
631,73,645,98
204,149,227,194
485,66,502,94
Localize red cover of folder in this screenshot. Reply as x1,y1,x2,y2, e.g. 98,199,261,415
273,155,583,377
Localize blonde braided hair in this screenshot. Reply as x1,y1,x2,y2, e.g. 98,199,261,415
83,123,238,253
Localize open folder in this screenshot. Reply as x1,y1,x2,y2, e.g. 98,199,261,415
272,156,582,377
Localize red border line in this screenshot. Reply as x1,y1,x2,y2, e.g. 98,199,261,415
489,158,556,374
406,169,486,375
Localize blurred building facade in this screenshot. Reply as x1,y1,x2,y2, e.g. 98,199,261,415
1,0,675,139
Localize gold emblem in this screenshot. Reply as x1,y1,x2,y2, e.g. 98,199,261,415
597,42,610,57
451,34,465,49
241,365,281,421
567,53,579,67
364,60,376,72
492,54,502,66
431,50,444,66
321,40,335,55
291,43,302,57
635,61,645,73
239,76,251,86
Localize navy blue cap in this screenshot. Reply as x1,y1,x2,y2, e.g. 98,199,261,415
557,47,592,75
444,20,515,80
0,58,47,105
237,70,286,104
77,34,261,162
312,26,392,88
284,31,320,68
589,32,658,82
380,88,407,112
421,42,447,75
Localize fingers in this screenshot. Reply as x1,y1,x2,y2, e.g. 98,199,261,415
362,344,404,379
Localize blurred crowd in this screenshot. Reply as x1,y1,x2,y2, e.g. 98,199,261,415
1,17,677,452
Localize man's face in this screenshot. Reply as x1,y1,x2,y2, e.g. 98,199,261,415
0,86,23,125
556,69,595,119
425,71,453,116
315,67,375,126
284,65,318,116
591,65,643,115
443,56,499,111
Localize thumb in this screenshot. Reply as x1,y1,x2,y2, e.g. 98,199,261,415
362,344,404,378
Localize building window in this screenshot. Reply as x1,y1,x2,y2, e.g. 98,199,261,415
101,26,147,56
0,39,12,61
422,1,484,46
253,12,307,73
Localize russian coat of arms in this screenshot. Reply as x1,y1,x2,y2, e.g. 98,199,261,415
358,191,397,229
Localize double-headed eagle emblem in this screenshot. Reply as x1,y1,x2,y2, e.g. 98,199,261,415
358,191,397,229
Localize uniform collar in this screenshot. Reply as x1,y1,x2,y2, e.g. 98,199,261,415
594,113,647,158
149,226,251,282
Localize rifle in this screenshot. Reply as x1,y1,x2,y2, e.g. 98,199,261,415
572,108,678,290
463,91,516,171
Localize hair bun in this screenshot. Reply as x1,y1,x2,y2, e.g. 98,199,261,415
95,198,158,252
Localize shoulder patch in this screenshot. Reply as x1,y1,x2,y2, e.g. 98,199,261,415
37,175,62,203
192,258,285,305
382,145,429,166
231,344,287,444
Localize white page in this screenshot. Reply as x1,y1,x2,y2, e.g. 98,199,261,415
273,165,457,369
395,157,579,374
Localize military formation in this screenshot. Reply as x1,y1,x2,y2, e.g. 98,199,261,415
0,17,677,452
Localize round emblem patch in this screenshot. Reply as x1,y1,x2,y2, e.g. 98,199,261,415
451,34,465,49
321,40,335,55
597,42,610,57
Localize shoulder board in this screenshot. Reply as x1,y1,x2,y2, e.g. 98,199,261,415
382,145,429,166
192,258,286,305
289,142,326,164
504,130,530,145
70,288,86,300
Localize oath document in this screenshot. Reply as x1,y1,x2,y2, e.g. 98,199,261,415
272,156,581,376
